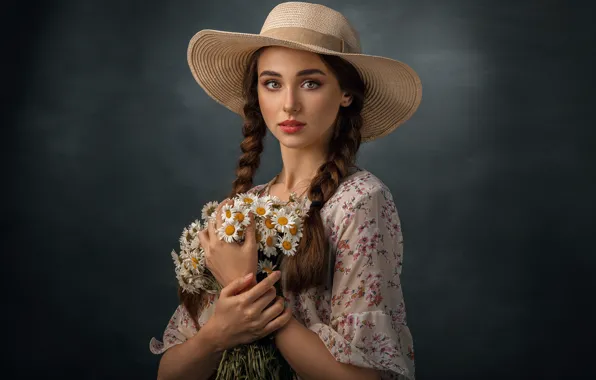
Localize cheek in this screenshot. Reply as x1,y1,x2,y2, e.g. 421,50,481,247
258,90,277,124
309,95,340,128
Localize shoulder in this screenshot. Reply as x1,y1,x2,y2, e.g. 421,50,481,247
246,182,268,195
342,167,392,193
243,166,395,205
328,166,396,210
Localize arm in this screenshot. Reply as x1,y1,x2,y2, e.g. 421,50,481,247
277,184,415,380
157,320,222,380
274,317,380,380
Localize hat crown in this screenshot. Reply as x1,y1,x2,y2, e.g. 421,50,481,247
260,2,361,53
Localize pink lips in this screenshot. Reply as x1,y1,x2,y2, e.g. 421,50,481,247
279,120,305,134
279,125,304,133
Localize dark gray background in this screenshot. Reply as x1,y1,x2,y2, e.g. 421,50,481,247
5,0,595,379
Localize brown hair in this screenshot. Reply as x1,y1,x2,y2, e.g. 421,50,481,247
180,47,365,323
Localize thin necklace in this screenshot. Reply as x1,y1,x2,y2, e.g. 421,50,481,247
266,174,309,201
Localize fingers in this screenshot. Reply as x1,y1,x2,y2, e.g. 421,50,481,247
198,228,209,246
251,286,278,313
220,273,254,297
257,296,285,325
241,271,281,304
259,303,293,336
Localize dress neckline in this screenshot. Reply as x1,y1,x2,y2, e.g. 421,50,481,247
261,165,362,202
263,173,308,203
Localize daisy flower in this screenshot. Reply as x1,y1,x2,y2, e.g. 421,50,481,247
253,198,272,218
190,235,201,250
265,194,282,206
277,235,298,256
188,219,202,233
232,207,251,228
272,208,297,234
235,193,259,209
217,221,241,243
201,201,219,221
262,234,279,258
179,228,191,250
220,203,237,223
255,226,273,243
262,216,278,235
287,217,303,240
257,259,277,275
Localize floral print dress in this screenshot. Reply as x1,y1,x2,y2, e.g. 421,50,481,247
150,166,416,379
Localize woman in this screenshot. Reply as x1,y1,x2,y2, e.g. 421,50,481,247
150,2,422,380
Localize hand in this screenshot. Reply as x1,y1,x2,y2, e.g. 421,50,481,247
204,271,292,352
198,198,259,287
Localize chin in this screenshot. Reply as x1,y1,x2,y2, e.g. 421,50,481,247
278,138,311,150
273,128,327,150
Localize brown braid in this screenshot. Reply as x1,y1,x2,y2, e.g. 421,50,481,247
282,53,364,292
178,49,268,324
179,49,365,321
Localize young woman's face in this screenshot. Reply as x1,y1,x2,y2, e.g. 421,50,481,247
257,46,352,152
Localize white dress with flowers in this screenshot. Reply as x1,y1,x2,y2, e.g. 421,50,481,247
149,166,416,379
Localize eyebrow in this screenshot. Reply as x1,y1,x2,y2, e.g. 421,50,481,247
259,68,327,78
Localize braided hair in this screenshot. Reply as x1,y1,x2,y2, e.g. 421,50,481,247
179,48,365,322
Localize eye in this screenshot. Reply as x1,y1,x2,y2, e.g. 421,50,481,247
264,80,281,90
302,80,320,89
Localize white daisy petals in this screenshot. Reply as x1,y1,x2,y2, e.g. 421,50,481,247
170,191,310,294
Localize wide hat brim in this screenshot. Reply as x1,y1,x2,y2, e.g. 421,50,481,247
187,29,422,142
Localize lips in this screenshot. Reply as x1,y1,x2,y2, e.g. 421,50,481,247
278,120,306,134
279,120,305,127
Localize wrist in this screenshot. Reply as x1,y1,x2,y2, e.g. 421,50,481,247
275,315,297,339
198,318,226,354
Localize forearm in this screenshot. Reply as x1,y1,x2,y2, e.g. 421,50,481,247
274,317,380,380
157,321,223,380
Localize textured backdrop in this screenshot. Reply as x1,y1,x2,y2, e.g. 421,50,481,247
5,0,595,378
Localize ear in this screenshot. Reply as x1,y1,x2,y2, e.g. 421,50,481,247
340,92,353,107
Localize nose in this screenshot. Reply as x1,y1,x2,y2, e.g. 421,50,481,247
282,88,301,114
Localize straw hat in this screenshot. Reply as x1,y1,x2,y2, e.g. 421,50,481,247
187,1,422,142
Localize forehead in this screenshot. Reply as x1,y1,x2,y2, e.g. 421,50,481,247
257,46,326,72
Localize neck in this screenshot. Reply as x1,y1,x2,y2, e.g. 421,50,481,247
275,143,329,194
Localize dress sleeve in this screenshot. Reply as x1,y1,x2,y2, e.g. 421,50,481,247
149,304,199,355
309,185,415,379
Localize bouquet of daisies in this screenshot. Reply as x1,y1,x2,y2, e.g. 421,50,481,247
171,191,311,380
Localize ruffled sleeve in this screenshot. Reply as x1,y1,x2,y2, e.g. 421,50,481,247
149,304,199,355
309,184,415,379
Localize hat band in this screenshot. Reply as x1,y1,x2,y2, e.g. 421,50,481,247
260,27,346,53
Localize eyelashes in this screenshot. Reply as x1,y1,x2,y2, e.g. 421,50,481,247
262,79,322,90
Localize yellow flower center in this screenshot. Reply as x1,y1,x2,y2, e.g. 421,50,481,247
225,225,236,236
289,225,298,235
263,267,273,275
278,216,288,226
256,206,266,216
244,197,254,204
256,231,262,241
234,212,244,223
265,218,275,229
282,240,292,250
266,236,274,247
238,229,244,237
191,257,198,268
225,210,232,218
